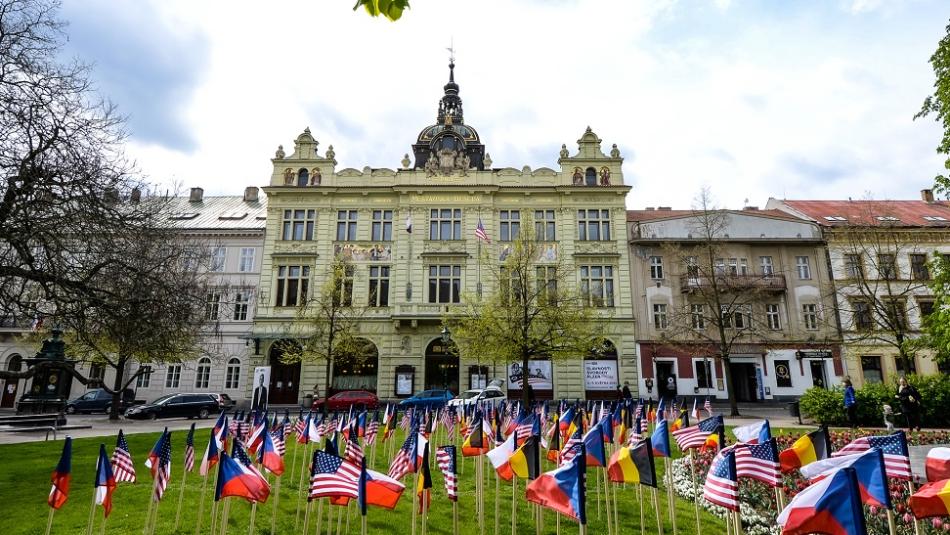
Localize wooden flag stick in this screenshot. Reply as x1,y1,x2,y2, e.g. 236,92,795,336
886,509,898,535
595,469,602,520
453,499,460,535
248,500,259,535
195,475,210,535
44,508,55,535
725,504,731,535
85,483,98,535
336,500,343,535
639,485,645,535
908,480,922,535
346,500,352,535
296,443,312,530
604,469,613,535
652,487,665,535
315,499,325,535
665,458,677,535
290,434,299,482
302,500,313,535
733,509,741,535
218,499,231,535
421,491,429,535
99,511,107,535
689,450,700,535
479,456,486,535
143,491,156,534
556,511,560,535
511,476,518,535
776,487,786,510
149,497,161,535
174,466,189,530
362,512,368,535
412,471,420,535
612,477,619,534
494,471,501,535
271,475,283,534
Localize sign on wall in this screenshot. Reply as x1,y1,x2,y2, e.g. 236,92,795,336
584,360,618,391
507,361,553,390
252,366,271,412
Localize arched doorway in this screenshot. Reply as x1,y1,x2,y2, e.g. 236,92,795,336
585,340,620,400
331,338,378,394
1,354,22,408
269,340,301,405
424,338,459,394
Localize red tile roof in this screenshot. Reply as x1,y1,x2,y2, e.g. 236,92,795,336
626,208,801,222
777,200,950,227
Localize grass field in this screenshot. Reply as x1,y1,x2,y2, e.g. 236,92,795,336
0,425,729,535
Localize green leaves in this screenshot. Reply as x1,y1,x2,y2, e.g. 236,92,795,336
917,21,950,198
352,0,410,21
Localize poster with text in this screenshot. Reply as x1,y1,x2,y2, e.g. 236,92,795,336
507,360,553,390
251,366,271,413
584,360,618,391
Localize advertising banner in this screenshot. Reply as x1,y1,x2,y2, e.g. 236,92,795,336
584,360,618,391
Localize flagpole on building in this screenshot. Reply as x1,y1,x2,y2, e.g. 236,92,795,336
85,479,98,535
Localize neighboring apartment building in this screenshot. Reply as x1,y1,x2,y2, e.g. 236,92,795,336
628,207,843,402
249,61,637,404
0,314,32,409
768,192,950,387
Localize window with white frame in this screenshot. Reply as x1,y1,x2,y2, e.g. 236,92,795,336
534,210,556,241
696,360,713,389
760,256,774,276
333,265,355,307
232,291,250,321
653,303,668,329
372,210,393,241
209,246,226,272
739,258,749,275
205,290,221,321
691,304,705,329
282,209,316,241
225,358,241,389
844,254,864,279
796,256,811,280
429,209,462,240
428,265,461,303
499,210,520,242
165,365,181,388
649,256,663,279
275,265,310,307
336,210,358,241
195,358,211,389
536,266,557,303
368,266,390,307
766,304,781,330
576,209,611,241
135,365,152,388
802,303,819,330
580,265,615,307
239,247,256,272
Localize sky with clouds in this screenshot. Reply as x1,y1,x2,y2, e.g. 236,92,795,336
59,0,949,209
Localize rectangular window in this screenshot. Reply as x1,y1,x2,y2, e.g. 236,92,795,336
195,363,210,389
534,210,556,241
766,304,781,330
209,246,226,272
135,366,152,388
89,363,105,382
733,306,749,329
282,209,317,241
845,254,864,279
429,209,462,240
885,299,907,330
225,362,241,390
372,210,393,241
727,258,739,276
878,253,897,280
239,247,256,272
774,360,792,387
205,290,221,321
275,265,310,307
895,356,917,375
696,360,713,389
336,210,358,241
691,304,705,329
653,303,668,330
536,266,557,303
165,365,181,388
860,356,883,384
577,209,611,241
182,246,202,272
499,210,520,242
333,266,355,307
911,254,929,280
232,291,249,321
853,300,873,331
739,258,749,276
720,305,732,328
685,256,699,280
580,265,615,307
368,266,390,307
428,265,462,303
714,258,726,275
760,256,774,276
649,256,663,279
802,303,819,330
796,256,811,280
919,300,935,320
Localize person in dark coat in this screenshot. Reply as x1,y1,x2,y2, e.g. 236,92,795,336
896,376,922,431
621,381,633,400
843,378,857,428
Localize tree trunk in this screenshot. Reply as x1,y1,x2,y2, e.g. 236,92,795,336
720,354,740,417
520,352,531,410
108,357,128,421
323,353,333,419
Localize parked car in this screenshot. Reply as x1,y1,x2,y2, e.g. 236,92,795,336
124,393,221,420
211,393,236,409
447,386,505,407
65,388,135,414
399,389,454,408
311,390,379,411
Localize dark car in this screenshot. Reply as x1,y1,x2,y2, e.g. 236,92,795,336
211,393,236,409
65,388,135,414
399,389,454,408
124,393,221,420
311,390,379,412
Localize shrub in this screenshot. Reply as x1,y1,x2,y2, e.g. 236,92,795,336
799,386,844,425
799,373,950,428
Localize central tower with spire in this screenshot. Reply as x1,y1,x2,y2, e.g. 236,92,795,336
411,59,486,173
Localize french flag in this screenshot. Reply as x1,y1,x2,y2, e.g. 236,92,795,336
94,444,117,518
257,428,284,476
214,452,270,504
48,437,72,509
777,466,866,535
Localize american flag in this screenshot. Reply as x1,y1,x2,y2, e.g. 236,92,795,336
294,416,306,437
733,440,781,487
639,417,648,434
442,409,456,439
148,433,172,502
559,431,583,465
271,430,286,456
400,409,412,431
475,217,490,243
704,397,713,416
703,447,739,511
344,437,365,466
388,432,417,480
634,401,643,420
365,421,380,446
111,430,136,483
310,451,360,500
184,424,196,473
436,446,458,501
515,413,536,442
672,416,722,451
833,433,912,480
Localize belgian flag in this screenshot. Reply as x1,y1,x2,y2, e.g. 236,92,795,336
779,427,831,473
547,411,561,463
671,409,689,432
701,424,725,452
607,438,656,487
510,435,541,480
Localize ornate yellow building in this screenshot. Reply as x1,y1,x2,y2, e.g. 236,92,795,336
250,62,637,404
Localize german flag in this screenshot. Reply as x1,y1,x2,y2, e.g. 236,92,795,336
607,439,656,487
462,411,490,457
779,427,831,473
671,409,689,432
701,425,725,453
510,436,541,480
546,415,561,463
415,442,432,513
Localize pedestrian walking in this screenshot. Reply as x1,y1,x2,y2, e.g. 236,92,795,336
842,378,857,428
896,376,923,431
621,381,633,400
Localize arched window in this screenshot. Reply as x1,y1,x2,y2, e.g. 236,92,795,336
195,358,212,389
6,354,22,371
297,168,309,187
225,358,241,390
585,167,597,186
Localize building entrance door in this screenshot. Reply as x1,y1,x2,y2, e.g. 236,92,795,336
655,361,677,402
810,361,827,389
728,362,758,402
268,341,301,405
424,339,459,394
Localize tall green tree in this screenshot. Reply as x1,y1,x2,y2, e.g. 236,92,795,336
446,220,602,408
916,20,950,197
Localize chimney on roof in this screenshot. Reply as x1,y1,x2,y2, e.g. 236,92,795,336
189,187,204,203
645,207,655,211
922,189,935,203
244,186,259,203
743,206,759,211
658,206,672,211
130,187,141,204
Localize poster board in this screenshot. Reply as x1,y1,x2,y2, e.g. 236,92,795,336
251,366,271,412
584,360,618,391
507,361,553,390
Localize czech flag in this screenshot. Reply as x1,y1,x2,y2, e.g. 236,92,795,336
257,427,284,476
201,415,229,476
94,444,117,518
583,424,607,468
246,411,267,454
607,439,656,487
926,448,950,482
298,412,313,445
48,437,72,509
526,446,587,523
651,419,671,458
777,467,866,535
363,468,406,509
779,427,831,473
510,435,541,480
910,478,950,519
215,452,270,504
486,431,517,481
800,448,890,508
732,420,771,444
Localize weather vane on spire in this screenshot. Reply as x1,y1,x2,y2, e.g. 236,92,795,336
446,38,455,65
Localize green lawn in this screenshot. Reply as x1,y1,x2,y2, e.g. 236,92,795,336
0,427,727,534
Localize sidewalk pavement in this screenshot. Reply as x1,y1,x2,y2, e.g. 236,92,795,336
0,414,218,445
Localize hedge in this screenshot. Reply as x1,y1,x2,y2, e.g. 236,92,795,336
799,373,950,428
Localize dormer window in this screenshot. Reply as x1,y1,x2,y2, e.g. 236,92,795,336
875,215,900,222
823,216,847,221
297,168,309,187
585,167,597,186
923,215,947,221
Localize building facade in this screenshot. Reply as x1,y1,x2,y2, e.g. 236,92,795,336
769,193,950,387
628,207,843,402
249,63,638,405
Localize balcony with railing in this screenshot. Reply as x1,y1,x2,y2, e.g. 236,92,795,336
678,273,787,293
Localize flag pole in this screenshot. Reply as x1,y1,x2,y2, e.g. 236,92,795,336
302,499,312,535
639,485,645,535
453,498,460,535
666,457,678,535
612,476,619,535
99,510,107,535
595,469,601,521
248,499,259,535
421,491,429,535
149,494,162,535
194,474,210,535
295,442,312,529
886,509,898,535
479,456,486,535
652,487,665,535
511,476,518,535
174,464,188,530
361,509,368,535
732,509,741,535
45,508,55,535
336,499,344,535
144,489,156,534
494,470,501,535
85,481,98,535
315,498,325,535
689,450,700,534
346,500,352,534
908,480,922,535
411,470,419,535
218,499,231,535
270,475,282,533
603,467,613,535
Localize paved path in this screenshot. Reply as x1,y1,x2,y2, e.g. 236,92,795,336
0,414,218,444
